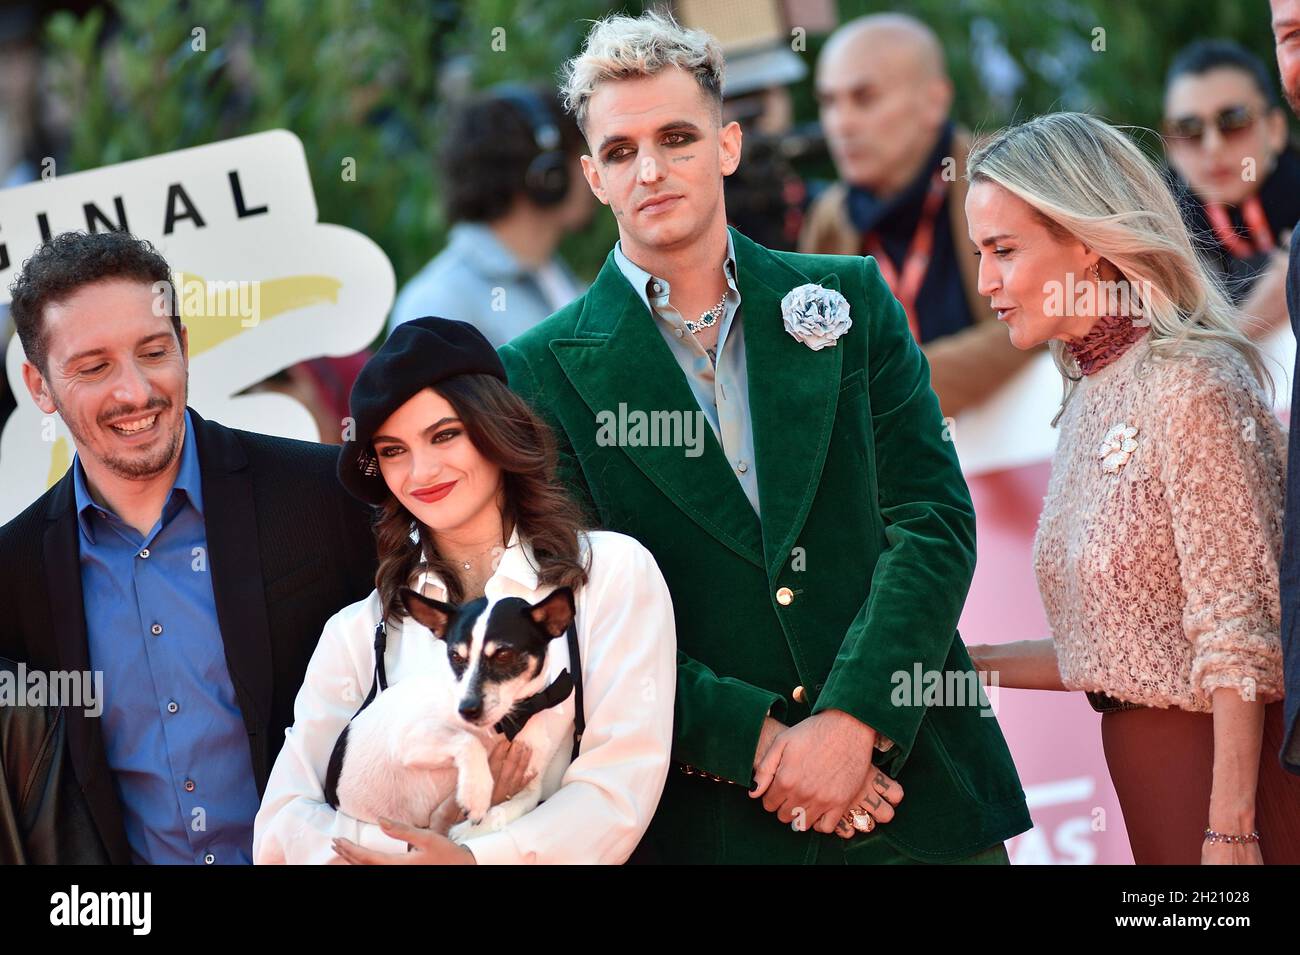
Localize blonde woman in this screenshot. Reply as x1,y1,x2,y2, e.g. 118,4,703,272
963,112,1300,864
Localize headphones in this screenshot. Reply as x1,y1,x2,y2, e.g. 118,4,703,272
490,83,570,207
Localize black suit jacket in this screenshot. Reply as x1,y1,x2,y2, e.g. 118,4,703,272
1283,234,1300,775
0,407,378,862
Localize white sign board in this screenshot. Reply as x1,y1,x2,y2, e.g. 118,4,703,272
0,130,394,523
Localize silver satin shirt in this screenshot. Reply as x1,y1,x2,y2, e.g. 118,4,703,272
613,233,761,515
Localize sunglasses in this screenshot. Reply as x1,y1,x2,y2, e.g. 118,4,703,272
1162,104,1259,144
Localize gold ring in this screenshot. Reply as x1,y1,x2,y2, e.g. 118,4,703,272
849,808,876,833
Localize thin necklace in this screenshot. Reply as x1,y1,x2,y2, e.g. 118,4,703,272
684,292,728,334
451,542,501,572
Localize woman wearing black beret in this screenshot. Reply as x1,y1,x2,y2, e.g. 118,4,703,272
253,317,677,864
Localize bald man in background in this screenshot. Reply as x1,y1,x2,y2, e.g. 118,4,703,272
801,13,1037,416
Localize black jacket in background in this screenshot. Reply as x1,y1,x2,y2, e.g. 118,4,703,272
1170,146,1300,305
0,407,378,863
842,122,973,344
0,655,110,864
1280,232,1300,775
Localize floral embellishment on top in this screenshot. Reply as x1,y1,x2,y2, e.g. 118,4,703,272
1098,422,1139,473
781,283,852,351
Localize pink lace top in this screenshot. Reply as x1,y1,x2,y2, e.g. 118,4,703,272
1033,336,1287,711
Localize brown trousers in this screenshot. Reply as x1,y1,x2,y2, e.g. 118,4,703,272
1100,699,1300,864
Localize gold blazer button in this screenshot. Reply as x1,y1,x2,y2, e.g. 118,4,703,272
776,587,794,606
792,685,807,703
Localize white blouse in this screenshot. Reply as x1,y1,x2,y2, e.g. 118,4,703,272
252,528,677,864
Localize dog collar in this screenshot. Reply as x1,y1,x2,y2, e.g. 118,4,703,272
494,669,575,740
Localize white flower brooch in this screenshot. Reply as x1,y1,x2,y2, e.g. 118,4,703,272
781,283,852,351
1097,422,1139,473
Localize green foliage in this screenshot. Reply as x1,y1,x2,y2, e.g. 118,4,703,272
42,0,623,289
42,0,1286,288
833,0,1282,140
435,0,635,276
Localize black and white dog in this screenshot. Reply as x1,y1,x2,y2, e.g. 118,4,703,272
327,587,576,841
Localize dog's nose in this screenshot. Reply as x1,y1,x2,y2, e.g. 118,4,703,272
459,699,483,722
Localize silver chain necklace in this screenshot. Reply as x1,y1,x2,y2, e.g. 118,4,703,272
684,292,728,334
453,543,500,572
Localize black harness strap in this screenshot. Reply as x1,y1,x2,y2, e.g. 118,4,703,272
494,669,574,740
367,621,389,700
565,620,585,762
323,616,586,809
324,621,388,809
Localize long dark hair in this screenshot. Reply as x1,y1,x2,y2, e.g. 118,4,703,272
373,373,590,622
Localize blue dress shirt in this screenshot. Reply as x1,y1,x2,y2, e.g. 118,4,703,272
388,222,584,345
73,409,261,864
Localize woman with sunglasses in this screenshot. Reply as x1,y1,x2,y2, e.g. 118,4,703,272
1162,39,1297,340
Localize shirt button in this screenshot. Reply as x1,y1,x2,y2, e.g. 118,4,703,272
737,460,748,474
167,700,179,714
151,623,163,636
204,852,215,865
184,779,195,792
674,328,684,338
138,548,150,559
793,685,807,703
776,587,794,606
652,282,662,293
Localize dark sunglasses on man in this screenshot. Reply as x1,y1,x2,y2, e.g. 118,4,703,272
1162,104,1259,144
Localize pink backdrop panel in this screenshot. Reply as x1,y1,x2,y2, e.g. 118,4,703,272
960,462,1134,864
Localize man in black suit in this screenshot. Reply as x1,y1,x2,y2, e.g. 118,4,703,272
0,230,377,862
1272,0,1300,775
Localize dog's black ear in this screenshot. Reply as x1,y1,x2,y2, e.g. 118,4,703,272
401,588,457,639
528,587,575,639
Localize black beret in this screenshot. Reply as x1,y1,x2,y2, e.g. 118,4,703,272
338,316,507,505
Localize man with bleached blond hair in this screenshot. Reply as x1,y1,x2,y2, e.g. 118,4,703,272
501,10,1031,864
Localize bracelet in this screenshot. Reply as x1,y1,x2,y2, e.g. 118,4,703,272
1203,827,1260,845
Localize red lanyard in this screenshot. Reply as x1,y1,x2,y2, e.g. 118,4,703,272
1204,195,1275,258
863,171,949,342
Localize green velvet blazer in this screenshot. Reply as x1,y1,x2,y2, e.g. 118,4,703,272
500,226,1032,863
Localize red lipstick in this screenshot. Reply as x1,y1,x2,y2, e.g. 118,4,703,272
411,481,457,503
